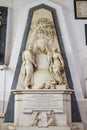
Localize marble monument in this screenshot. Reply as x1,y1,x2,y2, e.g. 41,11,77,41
9,6,83,130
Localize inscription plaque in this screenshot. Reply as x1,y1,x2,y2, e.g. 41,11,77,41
23,93,63,113
74,0,87,19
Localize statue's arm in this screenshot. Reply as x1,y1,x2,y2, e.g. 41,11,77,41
59,54,64,67
29,54,37,68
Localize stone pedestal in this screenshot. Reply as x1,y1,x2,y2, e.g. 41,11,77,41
10,89,73,130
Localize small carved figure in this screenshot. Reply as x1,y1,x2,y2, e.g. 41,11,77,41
22,45,37,89
47,111,56,127
47,48,64,85
39,80,56,89
32,111,40,127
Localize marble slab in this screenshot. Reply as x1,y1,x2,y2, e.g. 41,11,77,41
23,93,63,113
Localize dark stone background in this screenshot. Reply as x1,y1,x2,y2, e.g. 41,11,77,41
0,7,8,65
85,24,87,45
5,4,81,122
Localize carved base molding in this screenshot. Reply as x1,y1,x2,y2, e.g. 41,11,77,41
7,123,84,130
8,126,71,130
9,89,84,130
0,122,84,130
10,90,71,128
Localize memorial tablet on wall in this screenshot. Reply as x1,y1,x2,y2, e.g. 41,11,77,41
0,7,8,64
23,93,63,113
74,0,87,19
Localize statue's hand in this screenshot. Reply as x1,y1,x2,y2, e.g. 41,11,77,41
61,65,64,71
34,64,38,68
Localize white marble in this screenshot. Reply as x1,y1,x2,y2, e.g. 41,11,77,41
12,89,73,127
23,93,63,113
